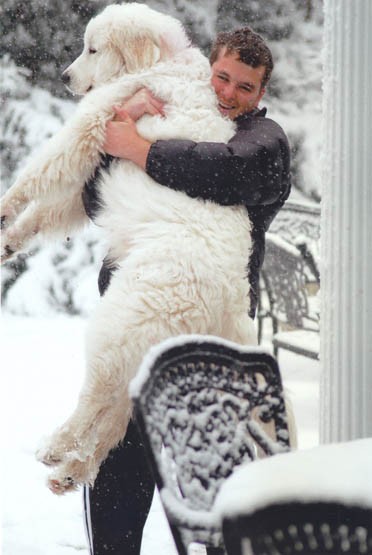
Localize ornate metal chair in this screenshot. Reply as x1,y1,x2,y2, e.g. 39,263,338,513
260,233,320,360
130,335,291,555
216,439,372,555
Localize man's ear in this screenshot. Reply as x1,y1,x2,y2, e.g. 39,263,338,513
111,30,161,73
258,87,266,104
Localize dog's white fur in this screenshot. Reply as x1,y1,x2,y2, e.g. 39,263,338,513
0,3,283,493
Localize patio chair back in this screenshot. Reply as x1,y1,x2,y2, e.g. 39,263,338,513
130,336,291,555
222,502,372,555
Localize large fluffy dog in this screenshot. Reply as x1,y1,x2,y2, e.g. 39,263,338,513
1,3,258,493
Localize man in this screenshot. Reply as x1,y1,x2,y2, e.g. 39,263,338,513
83,27,291,555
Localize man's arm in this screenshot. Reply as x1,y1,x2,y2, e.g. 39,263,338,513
146,117,291,207
103,97,290,209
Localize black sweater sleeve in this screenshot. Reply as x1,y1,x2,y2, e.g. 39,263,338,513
146,114,290,208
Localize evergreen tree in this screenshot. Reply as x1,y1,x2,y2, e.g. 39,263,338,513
0,0,112,97
144,0,218,53
216,0,297,41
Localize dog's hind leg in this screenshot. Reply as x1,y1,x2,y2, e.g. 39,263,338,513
36,263,214,494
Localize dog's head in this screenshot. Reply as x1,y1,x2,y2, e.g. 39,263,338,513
62,2,190,95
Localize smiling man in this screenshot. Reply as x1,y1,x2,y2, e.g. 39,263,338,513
97,27,290,318
83,27,291,555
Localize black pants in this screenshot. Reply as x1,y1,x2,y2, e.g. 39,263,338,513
83,420,225,555
84,268,224,554
84,420,155,555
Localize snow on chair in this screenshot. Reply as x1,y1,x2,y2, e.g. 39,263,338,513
129,335,291,555
215,438,372,555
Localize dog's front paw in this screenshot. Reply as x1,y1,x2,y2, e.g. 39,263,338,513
0,199,20,231
1,227,24,263
1,209,12,232
1,244,16,264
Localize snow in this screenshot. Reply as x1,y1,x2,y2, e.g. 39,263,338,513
214,438,372,519
1,314,320,555
3,228,103,318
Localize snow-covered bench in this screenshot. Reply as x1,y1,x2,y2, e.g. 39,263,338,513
130,335,291,555
259,231,320,360
215,438,372,555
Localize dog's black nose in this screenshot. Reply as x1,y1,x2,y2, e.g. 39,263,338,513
62,71,70,85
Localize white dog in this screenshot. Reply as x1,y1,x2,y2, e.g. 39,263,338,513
1,3,259,493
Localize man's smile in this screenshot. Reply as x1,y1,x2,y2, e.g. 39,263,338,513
218,101,236,115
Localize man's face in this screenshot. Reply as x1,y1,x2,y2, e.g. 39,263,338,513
211,47,266,120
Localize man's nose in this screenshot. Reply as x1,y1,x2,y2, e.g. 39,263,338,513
221,82,236,100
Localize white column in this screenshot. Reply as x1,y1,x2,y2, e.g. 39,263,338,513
320,0,372,442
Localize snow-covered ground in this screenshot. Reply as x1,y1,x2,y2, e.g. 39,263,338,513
1,314,320,554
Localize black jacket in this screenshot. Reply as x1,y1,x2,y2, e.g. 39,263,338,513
145,107,291,317
82,108,291,316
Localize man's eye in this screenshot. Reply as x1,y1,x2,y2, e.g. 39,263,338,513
218,75,228,81
89,48,97,54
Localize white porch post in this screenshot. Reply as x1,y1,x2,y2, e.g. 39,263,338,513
320,0,372,442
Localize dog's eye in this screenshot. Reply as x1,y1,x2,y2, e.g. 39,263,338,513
89,48,97,54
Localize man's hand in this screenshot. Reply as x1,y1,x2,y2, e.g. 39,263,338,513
118,88,165,121
103,88,164,168
103,108,152,169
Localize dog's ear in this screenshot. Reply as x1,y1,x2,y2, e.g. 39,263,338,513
111,31,161,73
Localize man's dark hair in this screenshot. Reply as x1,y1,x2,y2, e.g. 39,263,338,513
210,27,274,89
